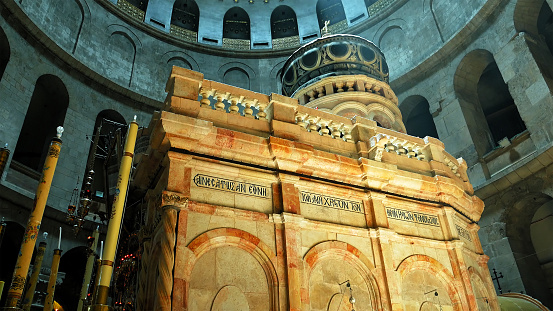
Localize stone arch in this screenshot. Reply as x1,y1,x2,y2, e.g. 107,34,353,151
271,5,299,39
514,0,553,82
72,0,91,54
0,25,9,81
454,49,526,156
185,228,278,310
58,246,89,310
304,241,381,310
270,60,286,94
106,25,142,87
83,110,127,214
373,19,409,79
396,254,464,310
331,101,369,119
514,0,546,36
400,95,439,139
223,7,250,40
13,74,69,172
219,62,255,90
161,51,199,83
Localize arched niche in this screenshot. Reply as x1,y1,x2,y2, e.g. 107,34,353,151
401,95,439,139
188,246,271,310
270,5,298,39
13,75,69,172
397,255,463,311
57,246,89,311
316,0,346,31
127,0,148,12
304,241,381,311
223,67,250,90
223,7,250,40
84,110,127,221
503,191,553,304
530,200,553,280
0,26,10,81
171,0,199,32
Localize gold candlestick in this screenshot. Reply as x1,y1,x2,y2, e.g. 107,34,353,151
43,249,62,311
21,239,48,311
4,127,64,309
91,117,138,311
77,227,99,311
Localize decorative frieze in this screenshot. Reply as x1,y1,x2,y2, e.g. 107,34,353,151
117,0,145,21
170,25,197,42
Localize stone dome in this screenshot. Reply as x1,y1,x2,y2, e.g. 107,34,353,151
280,34,389,97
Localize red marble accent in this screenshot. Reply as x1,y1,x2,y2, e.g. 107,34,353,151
282,183,300,214
300,288,309,303
187,233,209,253
182,167,192,197
215,128,235,149
172,278,186,310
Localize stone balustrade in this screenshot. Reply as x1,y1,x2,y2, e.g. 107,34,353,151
163,67,471,193
294,74,399,106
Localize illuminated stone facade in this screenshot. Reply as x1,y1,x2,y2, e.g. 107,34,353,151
134,63,498,310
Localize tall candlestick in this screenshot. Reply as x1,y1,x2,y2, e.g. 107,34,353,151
91,117,138,310
4,127,63,308
100,241,103,258
58,227,62,249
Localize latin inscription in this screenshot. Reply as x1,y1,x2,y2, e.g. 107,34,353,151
300,191,364,213
385,207,440,227
456,224,472,241
193,174,270,199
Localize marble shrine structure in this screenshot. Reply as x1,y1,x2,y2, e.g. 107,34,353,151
133,34,499,311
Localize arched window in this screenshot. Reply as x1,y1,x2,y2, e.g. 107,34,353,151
84,110,127,221
477,62,526,145
270,6,298,39
401,95,439,139
171,0,199,32
0,26,9,81
57,247,89,311
454,50,526,156
316,0,346,31
223,7,250,40
13,75,69,172
126,0,148,11
223,68,249,90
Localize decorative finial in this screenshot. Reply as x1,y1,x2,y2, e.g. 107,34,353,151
322,20,330,36
43,232,48,240
56,126,64,139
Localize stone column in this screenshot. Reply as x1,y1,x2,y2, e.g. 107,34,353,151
495,33,553,147
282,213,304,311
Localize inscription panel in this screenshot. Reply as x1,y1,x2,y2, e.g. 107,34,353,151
190,171,273,214
299,190,366,227
455,224,472,241
385,207,440,227
193,174,270,199
300,191,364,213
